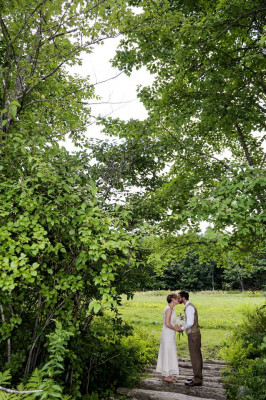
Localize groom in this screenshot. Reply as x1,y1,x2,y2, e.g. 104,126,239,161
176,290,203,386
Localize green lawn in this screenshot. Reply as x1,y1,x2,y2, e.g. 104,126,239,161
118,291,265,359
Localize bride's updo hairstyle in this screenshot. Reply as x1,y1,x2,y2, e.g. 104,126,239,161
167,293,178,303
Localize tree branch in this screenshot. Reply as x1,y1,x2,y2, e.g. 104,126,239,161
160,121,231,171
21,71,126,110
92,71,125,86
47,27,78,41
162,238,263,257
9,0,49,45
21,31,124,101
216,7,266,39
23,59,69,97
0,16,12,108
82,310,94,332
24,299,65,375
235,123,253,166
0,303,11,363
0,386,43,394
78,99,136,105
259,153,266,169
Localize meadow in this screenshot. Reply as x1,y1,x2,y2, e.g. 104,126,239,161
118,291,265,359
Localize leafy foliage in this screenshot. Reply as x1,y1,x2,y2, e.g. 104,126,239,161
0,0,133,145
0,316,156,400
0,0,153,396
220,306,266,400
1,1,265,397
91,0,266,266
65,315,157,397
0,321,72,399
0,126,150,393
149,252,266,291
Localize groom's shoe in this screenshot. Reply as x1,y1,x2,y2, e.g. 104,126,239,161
185,378,193,383
185,380,202,387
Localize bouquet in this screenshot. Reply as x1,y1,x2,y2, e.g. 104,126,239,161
175,313,185,339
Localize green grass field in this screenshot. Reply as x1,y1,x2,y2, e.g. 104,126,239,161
118,291,265,359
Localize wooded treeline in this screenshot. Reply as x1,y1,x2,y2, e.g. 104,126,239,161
0,0,265,398
149,252,266,292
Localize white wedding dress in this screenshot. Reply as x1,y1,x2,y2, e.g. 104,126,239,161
156,305,179,377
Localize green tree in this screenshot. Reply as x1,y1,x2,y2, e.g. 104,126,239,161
149,252,221,291
0,1,154,395
0,0,133,144
92,0,265,267
222,258,266,291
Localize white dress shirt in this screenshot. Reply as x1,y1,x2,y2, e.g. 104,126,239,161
181,300,195,331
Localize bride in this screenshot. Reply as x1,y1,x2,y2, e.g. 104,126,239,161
156,293,180,382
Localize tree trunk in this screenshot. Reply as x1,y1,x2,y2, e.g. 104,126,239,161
238,265,244,292
0,303,11,363
235,123,253,166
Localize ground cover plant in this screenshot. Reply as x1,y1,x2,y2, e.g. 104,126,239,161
118,291,265,359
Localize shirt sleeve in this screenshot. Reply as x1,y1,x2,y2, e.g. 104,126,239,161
181,305,195,331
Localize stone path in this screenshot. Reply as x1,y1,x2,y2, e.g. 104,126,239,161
117,358,227,400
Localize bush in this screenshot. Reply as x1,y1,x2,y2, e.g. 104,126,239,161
219,305,266,400
0,316,157,400
64,315,157,398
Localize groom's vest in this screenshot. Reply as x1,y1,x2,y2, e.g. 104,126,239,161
185,302,200,335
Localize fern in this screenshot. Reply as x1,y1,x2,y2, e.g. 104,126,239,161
0,371,11,386
0,370,15,400
0,391,8,400
25,370,43,392
0,369,44,400
38,379,62,400
0,322,74,400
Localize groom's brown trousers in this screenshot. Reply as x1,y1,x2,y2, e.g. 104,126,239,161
188,332,203,383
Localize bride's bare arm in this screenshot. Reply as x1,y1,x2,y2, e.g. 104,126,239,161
165,308,178,331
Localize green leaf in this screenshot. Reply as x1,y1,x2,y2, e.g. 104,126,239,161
93,303,101,314
10,100,20,107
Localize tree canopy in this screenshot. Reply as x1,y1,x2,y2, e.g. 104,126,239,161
92,0,266,266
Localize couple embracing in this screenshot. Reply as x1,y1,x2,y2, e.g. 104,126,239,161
156,291,203,386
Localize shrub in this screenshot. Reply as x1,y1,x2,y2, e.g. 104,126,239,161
219,305,266,400
64,315,157,398
0,316,156,399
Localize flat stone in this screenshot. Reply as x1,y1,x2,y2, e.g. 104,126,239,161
178,362,224,370
136,378,227,400
151,359,225,367
179,358,225,366
142,374,223,388
180,368,222,377
144,367,222,378
201,359,225,365
143,368,222,383
117,387,218,400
